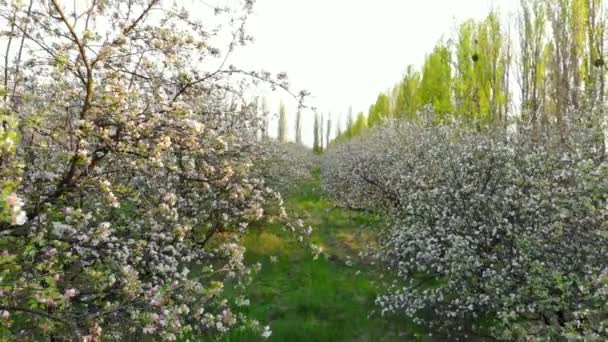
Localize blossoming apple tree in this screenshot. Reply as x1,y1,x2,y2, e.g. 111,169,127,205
0,0,307,339
323,119,608,339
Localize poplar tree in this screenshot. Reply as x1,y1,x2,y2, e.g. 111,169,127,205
419,44,454,120
295,108,303,145
368,94,391,127
335,117,342,138
396,66,423,120
261,98,270,140
326,114,332,148
454,13,510,125
320,113,325,149
345,107,354,139
278,101,287,143
585,0,606,112
313,113,321,153
352,112,368,136
519,0,549,126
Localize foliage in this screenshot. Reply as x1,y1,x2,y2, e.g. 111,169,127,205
454,13,510,125
394,66,422,120
323,119,608,339
0,0,308,340
0,109,25,225
367,94,391,128
419,44,454,119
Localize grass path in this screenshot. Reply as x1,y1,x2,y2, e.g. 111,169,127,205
221,175,425,342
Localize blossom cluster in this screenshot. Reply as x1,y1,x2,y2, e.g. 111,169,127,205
323,119,608,339
0,113,25,226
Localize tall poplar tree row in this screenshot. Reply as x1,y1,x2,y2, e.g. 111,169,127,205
331,0,607,145
518,0,607,144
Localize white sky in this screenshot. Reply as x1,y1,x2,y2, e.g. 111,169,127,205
228,0,520,146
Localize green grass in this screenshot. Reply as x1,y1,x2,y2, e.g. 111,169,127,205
219,173,427,342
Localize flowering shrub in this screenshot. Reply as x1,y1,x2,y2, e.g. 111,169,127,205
323,120,608,339
0,0,307,340
322,122,412,211
254,141,318,195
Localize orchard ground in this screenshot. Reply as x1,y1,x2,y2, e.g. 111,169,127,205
219,171,426,342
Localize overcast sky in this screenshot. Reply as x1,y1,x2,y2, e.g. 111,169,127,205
229,0,520,145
